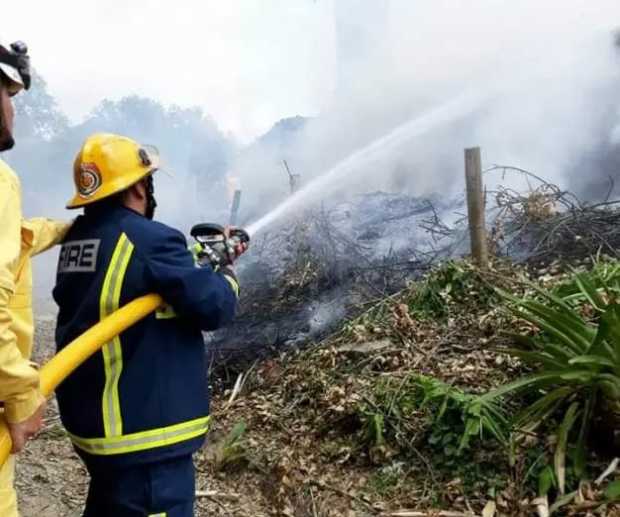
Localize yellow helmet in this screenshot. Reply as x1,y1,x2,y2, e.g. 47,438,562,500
67,133,160,209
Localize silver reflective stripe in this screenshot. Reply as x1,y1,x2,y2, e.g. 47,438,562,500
69,417,210,456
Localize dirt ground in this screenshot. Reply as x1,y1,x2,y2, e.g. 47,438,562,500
17,397,371,517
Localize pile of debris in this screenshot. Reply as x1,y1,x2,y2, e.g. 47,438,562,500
210,169,620,377
486,166,620,265
207,191,457,375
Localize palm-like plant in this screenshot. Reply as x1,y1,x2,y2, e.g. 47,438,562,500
482,269,620,494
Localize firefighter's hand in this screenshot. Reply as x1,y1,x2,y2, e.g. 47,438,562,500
8,401,45,453
224,226,249,260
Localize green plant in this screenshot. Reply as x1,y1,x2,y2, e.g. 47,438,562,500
553,260,620,305
407,261,497,319
213,421,248,470
364,375,508,458
368,461,408,495
484,270,620,494
414,375,508,452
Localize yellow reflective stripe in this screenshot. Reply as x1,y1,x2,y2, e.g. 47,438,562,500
224,275,240,298
149,514,167,517
99,233,134,437
69,416,210,456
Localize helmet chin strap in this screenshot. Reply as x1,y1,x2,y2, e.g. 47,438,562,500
145,174,157,220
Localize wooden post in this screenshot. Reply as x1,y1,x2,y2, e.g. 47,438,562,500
283,160,300,194
465,147,488,268
229,189,242,226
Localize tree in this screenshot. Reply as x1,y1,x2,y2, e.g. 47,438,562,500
12,69,68,141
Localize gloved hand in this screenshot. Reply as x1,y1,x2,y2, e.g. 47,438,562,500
225,226,249,261
191,226,248,269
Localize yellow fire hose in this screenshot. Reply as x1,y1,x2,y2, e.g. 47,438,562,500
0,293,162,467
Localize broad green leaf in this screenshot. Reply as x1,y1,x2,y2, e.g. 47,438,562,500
508,306,587,357
574,272,606,312
574,392,595,479
459,418,480,451
437,392,450,420
594,305,620,364
555,402,580,495
482,402,510,428
597,374,620,399
517,301,592,353
372,413,384,446
538,465,556,496
521,279,582,316
481,372,569,402
480,414,508,445
544,342,580,362
569,355,616,369
605,480,620,501
522,298,595,340
503,332,542,350
499,287,588,354
558,370,595,383
223,421,246,448
504,348,568,370
588,336,618,365
514,386,573,431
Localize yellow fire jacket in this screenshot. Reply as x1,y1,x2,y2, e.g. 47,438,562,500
0,158,70,423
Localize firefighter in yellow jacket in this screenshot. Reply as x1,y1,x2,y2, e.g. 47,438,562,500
0,40,71,516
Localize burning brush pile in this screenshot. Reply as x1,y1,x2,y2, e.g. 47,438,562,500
208,167,620,377
206,191,456,373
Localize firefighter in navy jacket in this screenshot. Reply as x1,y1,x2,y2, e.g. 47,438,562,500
53,133,245,517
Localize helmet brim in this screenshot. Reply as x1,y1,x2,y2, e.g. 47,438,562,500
66,168,158,209
0,63,24,94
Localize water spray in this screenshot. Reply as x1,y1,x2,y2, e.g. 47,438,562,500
246,90,487,237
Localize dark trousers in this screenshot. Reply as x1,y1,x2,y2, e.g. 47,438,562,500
82,454,195,517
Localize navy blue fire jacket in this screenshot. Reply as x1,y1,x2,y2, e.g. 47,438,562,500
53,204,238,467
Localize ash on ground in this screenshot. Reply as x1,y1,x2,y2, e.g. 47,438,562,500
206,191,461,375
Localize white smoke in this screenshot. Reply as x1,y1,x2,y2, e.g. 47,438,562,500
233,0,620,223
612,125,620,146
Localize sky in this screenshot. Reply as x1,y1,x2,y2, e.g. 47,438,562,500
4,0,337,142
231,0,620,201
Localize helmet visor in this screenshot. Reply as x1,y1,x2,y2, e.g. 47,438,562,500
139,145,161,171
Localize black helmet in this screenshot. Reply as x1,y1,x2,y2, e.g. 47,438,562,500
0,40,31,96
